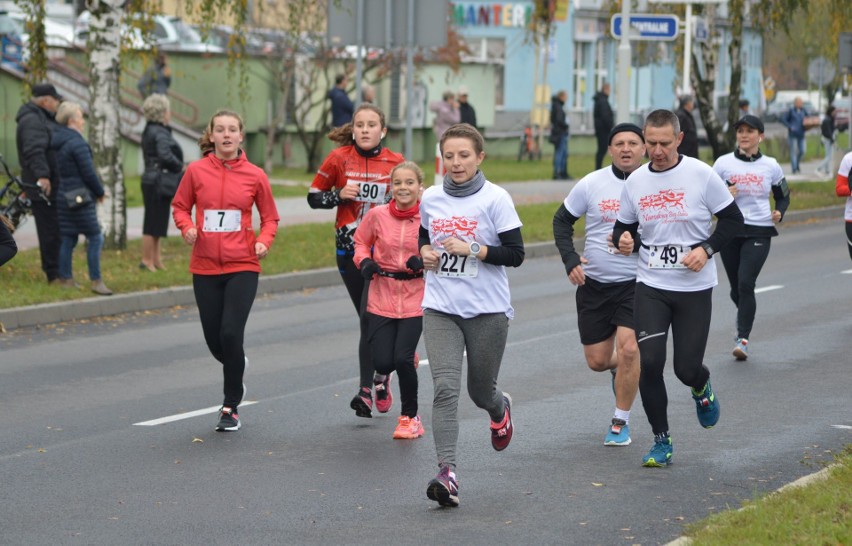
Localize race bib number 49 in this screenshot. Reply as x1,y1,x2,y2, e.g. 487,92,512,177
648,245,688,269
349,180,387,204
203,209,241,232
437,251,478,277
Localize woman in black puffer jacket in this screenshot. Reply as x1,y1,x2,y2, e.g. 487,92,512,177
140,94,184,272
50,101,111,295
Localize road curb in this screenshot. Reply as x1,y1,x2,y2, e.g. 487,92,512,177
0,207,843,331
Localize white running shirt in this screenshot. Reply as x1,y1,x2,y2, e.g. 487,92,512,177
420,181,523,319
712,153,784,227
838,151,852,221
617,157,734,292
564,167,638,283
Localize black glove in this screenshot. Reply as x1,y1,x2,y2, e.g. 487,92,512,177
406,255,423,272
360,258,379,280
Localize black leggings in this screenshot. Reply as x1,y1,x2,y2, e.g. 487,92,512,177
846,222,852,261
337,253,374,389
193,272,258,408
719,236,772,339
595,132,609,170
634,283,712,435
365,313,422,417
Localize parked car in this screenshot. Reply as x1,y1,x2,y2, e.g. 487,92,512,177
7,11,76,48
76,12,223,53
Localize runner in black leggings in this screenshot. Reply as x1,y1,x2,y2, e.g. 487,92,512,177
613,109,743,468
712,115,789,361
308,104,405,418
172,109,279,432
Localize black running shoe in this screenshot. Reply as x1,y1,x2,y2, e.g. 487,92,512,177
215,406,240,431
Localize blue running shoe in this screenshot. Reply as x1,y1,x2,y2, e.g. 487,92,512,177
732,338,748,361
604,418,631,446
692,381,720,428
642,436,673,467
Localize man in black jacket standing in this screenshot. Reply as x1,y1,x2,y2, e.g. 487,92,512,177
593,83,614,169
458,85,477,128
550,90,570,180
675,95,699,158
15,83,62,284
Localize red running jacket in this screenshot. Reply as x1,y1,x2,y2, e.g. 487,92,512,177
308,144,404,252
173,152,279,275
354,204,424,319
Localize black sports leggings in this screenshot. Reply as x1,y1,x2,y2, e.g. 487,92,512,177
719,236,772,339
337,252,374,389
846,222,852,261
365,313,422,417
634,283,712,435
193,272,258,408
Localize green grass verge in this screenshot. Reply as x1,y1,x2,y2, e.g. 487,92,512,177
0,177,840,309
683,445,852,545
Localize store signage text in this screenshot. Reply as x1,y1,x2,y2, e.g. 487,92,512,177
450,3,533,28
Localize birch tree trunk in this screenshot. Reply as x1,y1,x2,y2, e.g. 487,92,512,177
86,0,126,249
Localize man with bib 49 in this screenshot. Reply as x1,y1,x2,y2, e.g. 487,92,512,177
612,110,743,467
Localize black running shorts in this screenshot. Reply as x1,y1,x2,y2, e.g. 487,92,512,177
575,276,636,345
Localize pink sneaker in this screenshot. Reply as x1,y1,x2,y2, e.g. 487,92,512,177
393,415,424,439
490,393,513,451
374,372,394,413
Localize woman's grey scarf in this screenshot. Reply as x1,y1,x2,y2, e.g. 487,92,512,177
443,169,486,198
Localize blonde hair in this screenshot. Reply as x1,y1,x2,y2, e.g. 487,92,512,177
391,161,424,185
327,103,387,147
198,109,244,154
55,101,82,126
143,93,170,124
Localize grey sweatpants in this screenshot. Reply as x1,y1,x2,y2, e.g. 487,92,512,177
423,309,509,469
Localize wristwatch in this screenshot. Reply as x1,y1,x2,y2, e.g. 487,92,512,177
469,241,481,256
700,243,714,258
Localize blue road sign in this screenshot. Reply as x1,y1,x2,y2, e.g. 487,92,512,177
610,14,679,41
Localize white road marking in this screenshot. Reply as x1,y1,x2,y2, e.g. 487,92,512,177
842,269,852,275
830,424,852,430
133,401,258,426
755,285,784,294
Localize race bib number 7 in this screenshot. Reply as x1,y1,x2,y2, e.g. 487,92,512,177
437,251,478,277
648,245,688,269
349,180,387,204
203,209,241,232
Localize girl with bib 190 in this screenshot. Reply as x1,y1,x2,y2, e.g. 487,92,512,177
308,103,405,419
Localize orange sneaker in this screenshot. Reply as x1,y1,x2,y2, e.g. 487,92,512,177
392,415,424,439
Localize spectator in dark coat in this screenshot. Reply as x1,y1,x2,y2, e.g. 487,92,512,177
458,85,477,128
593,83,614,169
328,74,355,127
550,90,570,180
676,96,699,158
0,216,16,267
50,101,112,296
15,82,62,283
780,97,807,174
140,94,184,272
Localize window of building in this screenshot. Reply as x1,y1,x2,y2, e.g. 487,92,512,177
461,37,505,108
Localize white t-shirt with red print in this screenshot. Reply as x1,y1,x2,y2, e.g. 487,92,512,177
564,167,639,283
617,157,734,292
712,153,784,227
420,180,523,319
837,151,852,221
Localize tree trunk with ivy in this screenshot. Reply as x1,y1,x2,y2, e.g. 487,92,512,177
13,0,48,85
86,0,126,249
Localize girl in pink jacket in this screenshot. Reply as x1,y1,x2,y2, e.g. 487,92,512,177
354,161,425,439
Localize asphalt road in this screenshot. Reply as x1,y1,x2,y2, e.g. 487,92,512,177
1,219,850,545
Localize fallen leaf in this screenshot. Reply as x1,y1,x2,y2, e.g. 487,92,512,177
192,437,203,443
592,482,604,487
38,448,46,453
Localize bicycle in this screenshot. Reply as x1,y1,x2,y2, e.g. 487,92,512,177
0,153,48,233
517,125,542,162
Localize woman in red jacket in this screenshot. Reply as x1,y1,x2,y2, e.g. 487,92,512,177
173,109,280,432
308,103,405,418
354,161,426,439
